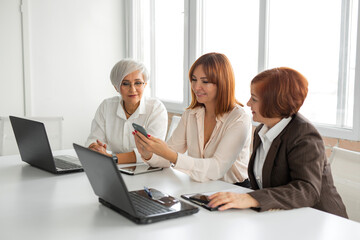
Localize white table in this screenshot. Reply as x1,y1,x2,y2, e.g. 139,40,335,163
1,150,360,240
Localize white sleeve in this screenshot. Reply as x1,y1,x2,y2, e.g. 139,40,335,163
144,101,168,140
175,113,251,182
134,100,168,163
146,111,188,167
85,101,107,147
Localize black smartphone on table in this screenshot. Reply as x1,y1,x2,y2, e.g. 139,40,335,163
189,194,211,204
181,193,220,211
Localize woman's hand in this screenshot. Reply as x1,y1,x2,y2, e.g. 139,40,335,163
133,131,177,163
207,192,259,211
133,131,153,160
88,140,110,157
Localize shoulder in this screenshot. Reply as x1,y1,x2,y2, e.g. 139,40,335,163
288,113,319,135
283,113,323,145
99,96,120,106
183,106,203,118
96,96,120,111
224,105,251,124
143,96,166,110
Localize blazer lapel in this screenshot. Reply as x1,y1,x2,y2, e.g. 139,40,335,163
248,127,262,189
261,136,282,188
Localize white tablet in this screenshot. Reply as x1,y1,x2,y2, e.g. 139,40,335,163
118,164,163,175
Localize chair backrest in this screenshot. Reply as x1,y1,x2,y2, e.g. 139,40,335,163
330,146,360,222
0,116,63,156
166,115,181,142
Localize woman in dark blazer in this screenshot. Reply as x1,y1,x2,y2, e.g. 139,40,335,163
208,67,348,218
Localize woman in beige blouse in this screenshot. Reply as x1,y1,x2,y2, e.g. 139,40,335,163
133,52,252,185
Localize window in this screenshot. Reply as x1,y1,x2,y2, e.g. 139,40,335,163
265,0,360,139
202,0,259,105
268,0,358,131
127,0,187,112
128,0,360,140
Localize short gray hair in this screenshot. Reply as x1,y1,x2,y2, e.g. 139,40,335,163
110,59,149,90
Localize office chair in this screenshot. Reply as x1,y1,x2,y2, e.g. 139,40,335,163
329,146,360,222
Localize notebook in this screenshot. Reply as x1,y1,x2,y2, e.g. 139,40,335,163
9,116,83,174
73,143,199,224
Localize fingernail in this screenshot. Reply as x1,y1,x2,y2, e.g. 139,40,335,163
132,131,135,135
147,134,151,137
135,130,138,133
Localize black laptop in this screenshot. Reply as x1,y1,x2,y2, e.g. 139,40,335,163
73,143,199,224
9,116,83,174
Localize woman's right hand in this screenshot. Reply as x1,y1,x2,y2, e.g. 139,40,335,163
88,140,110,156
207,192,259,211
133,131,153,160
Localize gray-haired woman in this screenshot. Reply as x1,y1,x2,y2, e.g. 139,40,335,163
86,59,168,164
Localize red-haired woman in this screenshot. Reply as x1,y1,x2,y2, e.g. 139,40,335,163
133,52,252,185
208,67,348,218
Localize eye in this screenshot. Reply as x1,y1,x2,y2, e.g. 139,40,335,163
134,81,143,86
202,80,209,84
191,78,197,82
122,82,130,86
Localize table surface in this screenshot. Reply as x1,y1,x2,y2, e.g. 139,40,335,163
1,150,360,240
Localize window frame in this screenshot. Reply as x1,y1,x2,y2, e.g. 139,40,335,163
127,0,360,140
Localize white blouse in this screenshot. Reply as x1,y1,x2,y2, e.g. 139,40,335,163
85,96,168,163
253,117,292,188
147,105,252,183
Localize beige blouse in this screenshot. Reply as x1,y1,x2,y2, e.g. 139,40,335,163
147,105,252,183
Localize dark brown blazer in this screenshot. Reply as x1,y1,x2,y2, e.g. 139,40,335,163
248,113,348,218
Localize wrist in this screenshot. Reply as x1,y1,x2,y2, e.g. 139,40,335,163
143,153,153,161
166,150,178,164
111,153,118,164
245,194,259,208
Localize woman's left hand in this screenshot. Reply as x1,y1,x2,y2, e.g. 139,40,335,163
133,131,153,160
207,192,259,211
133,131,177,163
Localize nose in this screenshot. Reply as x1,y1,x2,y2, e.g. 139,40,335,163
246,98,251,107
129,83,136,91
192,81,202,91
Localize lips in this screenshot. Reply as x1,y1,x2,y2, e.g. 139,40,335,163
195,93,206,97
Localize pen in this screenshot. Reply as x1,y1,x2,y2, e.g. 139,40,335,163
144,186,153,199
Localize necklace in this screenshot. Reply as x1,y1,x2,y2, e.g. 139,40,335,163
123,102,133,116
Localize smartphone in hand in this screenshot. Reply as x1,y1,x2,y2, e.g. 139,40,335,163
132,123,148,138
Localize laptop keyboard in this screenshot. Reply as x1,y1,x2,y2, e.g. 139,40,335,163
129,192,172,216
54,158,81,170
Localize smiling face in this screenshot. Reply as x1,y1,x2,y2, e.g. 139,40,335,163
247,83,281,128
190,65,217,108
119,70,147,107
247,83,264,123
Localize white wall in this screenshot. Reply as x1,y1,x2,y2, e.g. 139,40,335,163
0,0,24,117
0,0,126,151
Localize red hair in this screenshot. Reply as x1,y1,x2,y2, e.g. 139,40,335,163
251,67,308,118
187,52,242,116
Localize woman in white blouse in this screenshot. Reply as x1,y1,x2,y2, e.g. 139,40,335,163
133,53,252,185
86,59,168,164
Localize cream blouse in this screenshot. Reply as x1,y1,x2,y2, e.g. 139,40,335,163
147,105,252,183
